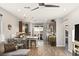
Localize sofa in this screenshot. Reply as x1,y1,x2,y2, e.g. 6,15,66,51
0,42,30,56
0,42,4,55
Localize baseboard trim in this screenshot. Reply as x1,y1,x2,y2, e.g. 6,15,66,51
56,45,65,47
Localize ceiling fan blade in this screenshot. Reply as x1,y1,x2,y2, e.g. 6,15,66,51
24,6,30,9
45,5,60,7
31,7,39,11
39,3,60,7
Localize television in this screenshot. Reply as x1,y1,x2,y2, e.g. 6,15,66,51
75,24,79,41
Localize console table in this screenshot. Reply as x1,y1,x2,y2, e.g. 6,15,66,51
26,36,38,48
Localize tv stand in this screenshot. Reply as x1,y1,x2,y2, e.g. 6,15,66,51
73,41,79,55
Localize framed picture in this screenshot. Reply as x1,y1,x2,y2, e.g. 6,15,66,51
8,24,12,30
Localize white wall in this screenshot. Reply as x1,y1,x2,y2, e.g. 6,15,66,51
0,14,3,42
63,7,79,52
29,22,33,36
56,18,65,47
56,7,79,53
42,23,47,40
0,7,19,42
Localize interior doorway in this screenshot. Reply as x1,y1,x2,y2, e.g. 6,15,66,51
33,26,43,40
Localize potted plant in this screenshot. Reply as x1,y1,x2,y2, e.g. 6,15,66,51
48,35,56,46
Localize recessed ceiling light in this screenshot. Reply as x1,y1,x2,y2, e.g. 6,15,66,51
64,9,66,12
24,14,26,17
17,9,21,12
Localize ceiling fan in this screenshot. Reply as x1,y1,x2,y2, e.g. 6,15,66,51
31,3,60,11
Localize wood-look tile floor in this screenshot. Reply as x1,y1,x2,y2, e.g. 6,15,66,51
28,40,72,56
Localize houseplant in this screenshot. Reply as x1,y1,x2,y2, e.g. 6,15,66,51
48,35,56,46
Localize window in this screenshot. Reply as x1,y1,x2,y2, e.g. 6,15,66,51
34,27,43,31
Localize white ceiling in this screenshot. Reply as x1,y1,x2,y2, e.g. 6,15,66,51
0,3,79,23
